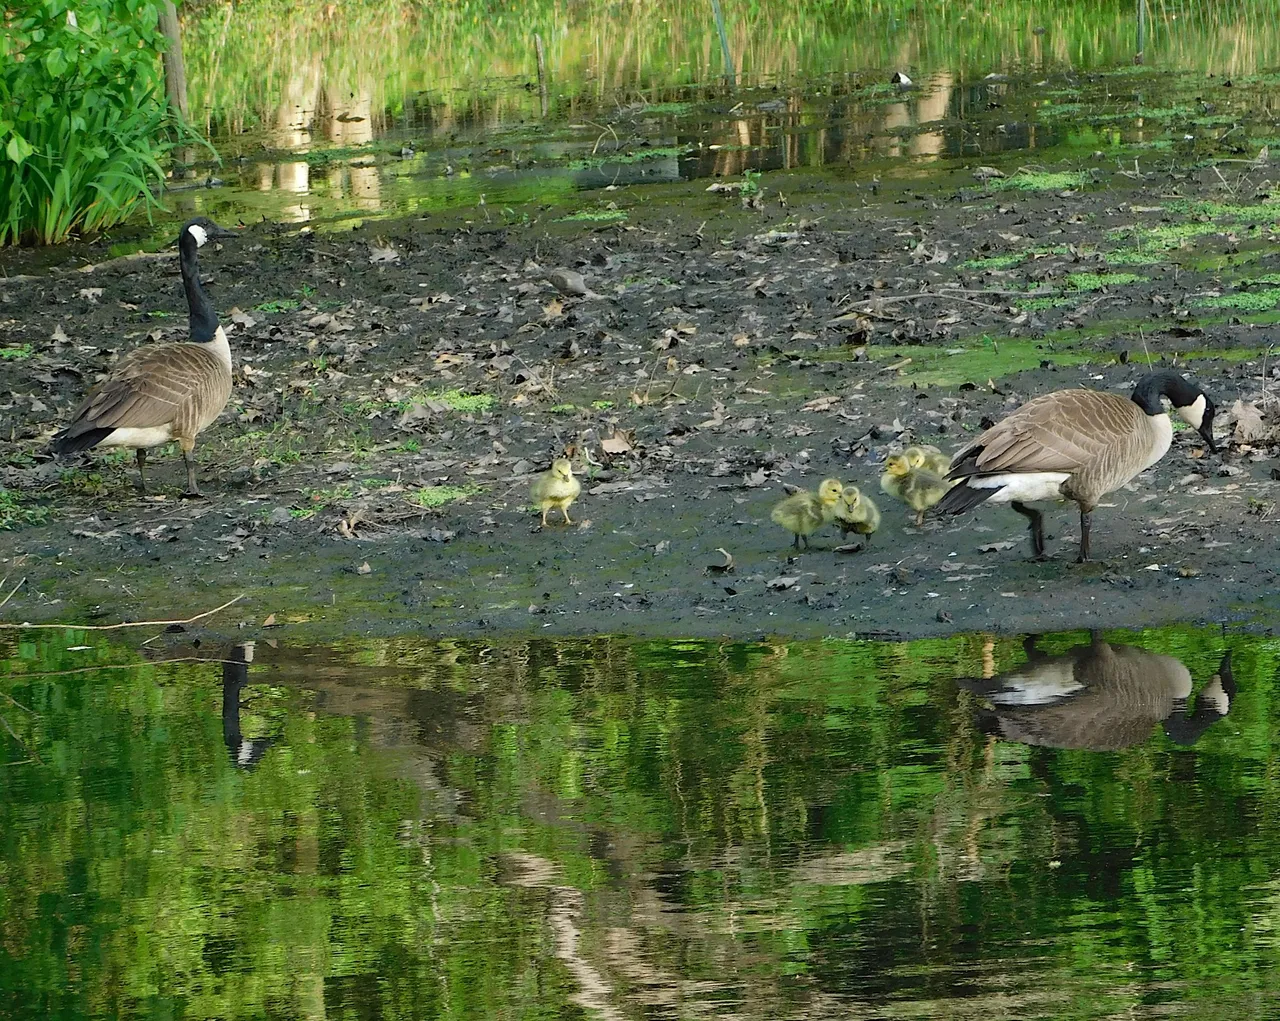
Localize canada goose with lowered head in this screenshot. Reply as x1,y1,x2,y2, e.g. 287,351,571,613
937,370,1216,561
52,218,239,496
958,633,1234,752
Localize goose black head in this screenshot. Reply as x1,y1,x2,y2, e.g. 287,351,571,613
1130,370,1217,453
177,217,239,249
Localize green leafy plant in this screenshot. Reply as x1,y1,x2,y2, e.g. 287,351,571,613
1,1,180,245
0,486,49,529
408,484,477,508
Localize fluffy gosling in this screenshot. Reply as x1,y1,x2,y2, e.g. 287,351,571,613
771,478,844,550
530,458,581,526
834,485,881,543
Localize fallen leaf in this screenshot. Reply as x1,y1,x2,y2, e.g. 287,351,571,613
51,324,69,343
545,269,590,297
767,575,800,591
706,548,735,574
78,287,103,303
979,540,1020,553
1229,399,1265,443
543,298,564,318
369,243,400,264
262,613,278,627
357,561,372,575
697,401,726,429
600,435,632,455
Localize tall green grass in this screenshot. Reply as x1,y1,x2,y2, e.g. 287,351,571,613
0,0,173,246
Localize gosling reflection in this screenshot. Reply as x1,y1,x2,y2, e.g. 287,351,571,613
222,642,278,770
959,634,1234,751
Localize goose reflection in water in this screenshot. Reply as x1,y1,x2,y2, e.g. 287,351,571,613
958,633,1234,752
222,642,278,770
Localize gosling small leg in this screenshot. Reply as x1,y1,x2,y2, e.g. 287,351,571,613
561,504,573,525
180,447,203,499
1011,501,1046,559
793,533,802,551
135,448,148,494
540,507,550,527
915,509,925,526
1077,507,1092,563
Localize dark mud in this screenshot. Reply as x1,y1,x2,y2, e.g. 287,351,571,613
3,158,1280,640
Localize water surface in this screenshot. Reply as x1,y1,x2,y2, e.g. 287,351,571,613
150,0,1280,236
3,625,1277,1018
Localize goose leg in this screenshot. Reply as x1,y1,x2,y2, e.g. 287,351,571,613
135,448,148,493
180,447,203,499
1077,508,1092,563
1011,501,1046,559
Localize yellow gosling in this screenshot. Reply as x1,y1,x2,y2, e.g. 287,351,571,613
834,485,881,543
530,458,582,526
881,453,952,525
771,478,844,550
905,444,952,476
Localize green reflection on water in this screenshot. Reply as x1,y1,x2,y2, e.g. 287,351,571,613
2,624,1278,1018
156,0,1280,234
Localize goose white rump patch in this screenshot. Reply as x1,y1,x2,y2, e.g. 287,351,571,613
989,663,1084,706
98,425,174,449
969,471,1070,503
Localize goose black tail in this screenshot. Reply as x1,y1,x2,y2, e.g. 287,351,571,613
936,480,997,517
52,426,113,457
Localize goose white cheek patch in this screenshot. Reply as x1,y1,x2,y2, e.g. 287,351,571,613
1176,394,1206,429
188,223,208,247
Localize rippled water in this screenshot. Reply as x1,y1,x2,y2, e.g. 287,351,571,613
147,0,1280,236
3,625,1277,1018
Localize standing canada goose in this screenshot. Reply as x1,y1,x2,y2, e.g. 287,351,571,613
52,217,239,496
530,458,582,526
958,633,1234,751
936,371,1216,561
771,478,844,550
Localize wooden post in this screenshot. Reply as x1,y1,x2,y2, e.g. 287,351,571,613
534,33,549,118
1135,0,1146,65
158,0,189,119
710,0,735,83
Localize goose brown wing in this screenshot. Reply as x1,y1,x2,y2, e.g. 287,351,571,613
70,344,221,430
954,390,1143,476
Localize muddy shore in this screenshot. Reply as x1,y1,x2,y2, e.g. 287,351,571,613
3,161,1279,641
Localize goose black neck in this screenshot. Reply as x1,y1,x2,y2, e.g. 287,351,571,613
1129,370,1200,416
179,232,219,342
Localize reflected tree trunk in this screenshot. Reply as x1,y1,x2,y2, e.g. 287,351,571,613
159,0,189,119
